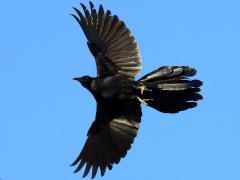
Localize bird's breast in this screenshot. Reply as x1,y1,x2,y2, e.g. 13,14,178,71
95,76,135,99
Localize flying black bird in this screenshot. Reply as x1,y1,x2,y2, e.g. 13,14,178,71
71,1,203,178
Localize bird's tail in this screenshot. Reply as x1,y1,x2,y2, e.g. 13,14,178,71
137,66,203,113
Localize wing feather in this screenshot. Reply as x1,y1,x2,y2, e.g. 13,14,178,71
72,2,142,77
71,99,142,178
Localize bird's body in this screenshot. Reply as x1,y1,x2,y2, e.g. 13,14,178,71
70,1,203,178
75,75,138,100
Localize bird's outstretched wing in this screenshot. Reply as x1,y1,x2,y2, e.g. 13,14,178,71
71,1,142,77
71,99,142,178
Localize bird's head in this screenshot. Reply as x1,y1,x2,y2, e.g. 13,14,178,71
73,75,93,89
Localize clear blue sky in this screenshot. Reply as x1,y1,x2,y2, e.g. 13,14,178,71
1,0,240,179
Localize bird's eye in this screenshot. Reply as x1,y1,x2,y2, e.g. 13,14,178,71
83,76,90,81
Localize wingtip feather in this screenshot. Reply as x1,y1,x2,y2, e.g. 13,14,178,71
83,162,92,178
80,3,87,10
89,1,94,9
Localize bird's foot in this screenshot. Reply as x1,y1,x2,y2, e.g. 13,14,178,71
138,86,145,94
136,97,153,105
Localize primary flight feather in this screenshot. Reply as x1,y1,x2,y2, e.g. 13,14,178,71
70,1,203,178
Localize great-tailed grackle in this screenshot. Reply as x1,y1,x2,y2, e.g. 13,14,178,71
70,1,203,178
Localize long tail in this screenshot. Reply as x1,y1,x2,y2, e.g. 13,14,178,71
137,66,203,113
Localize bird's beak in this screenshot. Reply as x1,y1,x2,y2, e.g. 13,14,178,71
73,77,82,82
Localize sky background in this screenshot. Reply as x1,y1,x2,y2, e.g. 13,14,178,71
1,0,240,179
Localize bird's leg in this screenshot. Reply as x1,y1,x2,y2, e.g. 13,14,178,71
136,85,152,95
138,86,145,94
138,97,153,105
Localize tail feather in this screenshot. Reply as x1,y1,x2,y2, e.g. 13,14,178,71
139,66,197,82
138,66,203,113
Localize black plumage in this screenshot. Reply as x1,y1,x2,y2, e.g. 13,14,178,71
71,2,203,178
